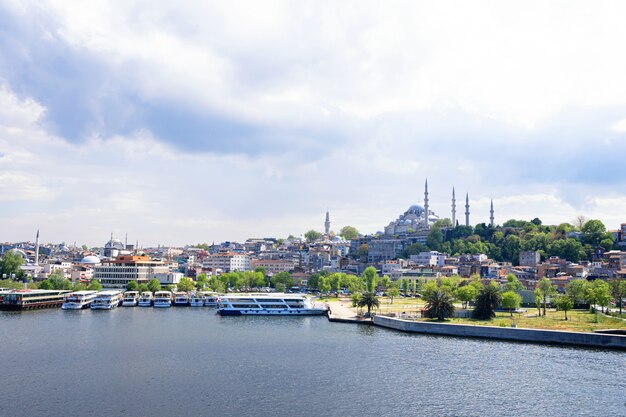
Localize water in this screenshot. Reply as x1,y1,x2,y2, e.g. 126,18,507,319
0,308,624,417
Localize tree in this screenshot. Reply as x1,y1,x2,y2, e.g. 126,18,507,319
387,286,400,304
304,230,322,242
536,277,556,316
555,295,574,320
565,279,587,308
339,226,359,240
48,272,72,290
351,292,362,307
380,275,391,291
455,285,478,309
423,289,455,320
503,274,524,292
402,278,410,296
271,272,294,290
39,279,53,290
580,219,606,246
0,251,24,279
473,283,502,320
147,278,161,293
592,279,611,313
126,280,139,291
138,283,149,292
426,228,444,251
177,277,196,292
357,291,380,316
357,244,368,260
610,279,626,314
362,267,378,293
318,276,331,299
72,282,87,291
501,291,522,317
87,279,102,291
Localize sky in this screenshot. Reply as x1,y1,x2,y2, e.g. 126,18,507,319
1,0,626,247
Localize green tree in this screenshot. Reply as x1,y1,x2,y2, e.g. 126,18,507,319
351,292,362,307
357,291,380,316
402,278,410,296
138,283,149,292
318,276,331,299
501,291,522,317
72,282,87,291
426,228,444,251
610,279,626,314
536,277,556,316
387,286,400,304
39,279,53,290
565,278,587,308
0,251,24,279
503,274,524,292
126,280,139,291
455,284,478,309
362,267,378,292
473,282,502,320
555,294,574,320
580,219,606,246
177,277,196,292
380,275,391,291
423,289,455,320
304,230,322,242
147,278,161,293
48,272,72,290
357,244,368,260
588,279,611,313
87,279,102,291
339,226,359,240
270,272,294,290
534,289,542,316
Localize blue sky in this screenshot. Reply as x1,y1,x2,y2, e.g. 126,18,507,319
1,1,626,246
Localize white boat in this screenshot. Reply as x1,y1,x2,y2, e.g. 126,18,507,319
203,292,219,307
217,293,328,316
189,293,204,307
91,290,123,310
153,291,172,308
138,291,153,307
122,291,140,307
61,290,98,310
172,291,190,306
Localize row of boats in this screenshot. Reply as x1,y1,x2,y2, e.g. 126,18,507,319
1,288,328,315
62,290,220,310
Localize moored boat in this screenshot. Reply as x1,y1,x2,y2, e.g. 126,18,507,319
172,291,190,306
62,290,98,310
138,291,154,307
153,291,172,308
203,292,219,307
217,293,328,316
90,290,123,310
189,292,205,307
122,291,140,307
1,289,71,311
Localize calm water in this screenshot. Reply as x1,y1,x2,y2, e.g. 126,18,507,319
0,308,624,417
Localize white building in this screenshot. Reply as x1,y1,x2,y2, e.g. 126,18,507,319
410,251,447,268
202,252,250,273
94,255,172,289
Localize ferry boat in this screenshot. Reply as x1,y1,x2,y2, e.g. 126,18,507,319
62,290,98,310
122,291,140,307
90,290,123,310
138,291,154,307
189,292,205,307
172,291,190,306
0,289,70,311
217,293,328,316
203,292,219,307
153,291,172,308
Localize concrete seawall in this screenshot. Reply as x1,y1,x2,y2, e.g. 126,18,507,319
373,315,626,350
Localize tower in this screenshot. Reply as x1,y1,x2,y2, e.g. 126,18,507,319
324,210,331,235
465,193,470,227
451,187,456,227
424,179,429,230
34,229,40,266
490,199,495,227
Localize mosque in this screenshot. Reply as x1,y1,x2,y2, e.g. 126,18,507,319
382,180,495,235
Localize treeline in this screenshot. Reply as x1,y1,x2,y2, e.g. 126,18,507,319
401,218,617,265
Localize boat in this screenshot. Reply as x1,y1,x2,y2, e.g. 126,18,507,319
153,291,172,308
203,292,219,307
62,290,98,310
138,291,154,307
189,292,205,307
90,290,123,310
0,289,71,311
172,291,190,306
122,291,140,307
217,293,328,316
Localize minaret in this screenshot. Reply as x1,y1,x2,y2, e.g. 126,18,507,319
324,210,331,235
125,232,128,248
424,179,429,230
34,229,40,265
465,193,470,227
490,199,495,227
451,187,456,227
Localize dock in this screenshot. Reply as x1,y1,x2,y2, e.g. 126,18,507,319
326,300,372,324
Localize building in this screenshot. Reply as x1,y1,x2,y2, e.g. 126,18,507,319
94,255,174,289
368,239,404,263
409,251,446,268
519,251,540,267
250,259,295,275
202,252,250,273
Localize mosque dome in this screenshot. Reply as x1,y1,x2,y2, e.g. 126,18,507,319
407,204,424,214
80,255,101,264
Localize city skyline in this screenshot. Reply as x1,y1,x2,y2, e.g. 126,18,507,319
1,2,626,246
